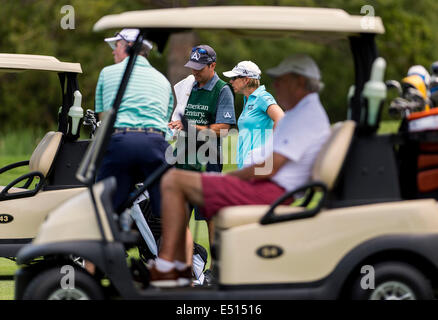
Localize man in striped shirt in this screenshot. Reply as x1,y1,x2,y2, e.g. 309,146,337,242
95,29,174,218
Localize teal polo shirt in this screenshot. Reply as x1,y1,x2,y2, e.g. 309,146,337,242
237,85,277,168
95,56,174,132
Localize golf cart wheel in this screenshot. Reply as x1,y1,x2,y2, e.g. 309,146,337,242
23,266,104,300
350,261,434,300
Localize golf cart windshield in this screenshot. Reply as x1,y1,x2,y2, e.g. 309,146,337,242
78,5,385,184
0,54,83,136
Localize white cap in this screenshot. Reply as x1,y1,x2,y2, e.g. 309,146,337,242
266,54,321,80
104,28,153,51
223,61,261,79
407,65,430,87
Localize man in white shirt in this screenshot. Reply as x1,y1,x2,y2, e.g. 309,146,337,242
148,54,331,287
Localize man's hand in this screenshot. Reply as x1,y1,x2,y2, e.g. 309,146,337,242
168,120,184,130
169,118,231,137
199,123,231,137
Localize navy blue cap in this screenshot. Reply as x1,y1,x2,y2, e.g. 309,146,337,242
184,45,216,70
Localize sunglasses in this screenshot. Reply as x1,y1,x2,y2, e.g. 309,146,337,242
191,47,214,60
192,47,208,54
230,76,245,81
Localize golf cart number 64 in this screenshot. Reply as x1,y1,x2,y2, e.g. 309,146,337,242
220,304,262,315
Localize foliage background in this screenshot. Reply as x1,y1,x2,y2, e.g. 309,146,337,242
0,0,437,136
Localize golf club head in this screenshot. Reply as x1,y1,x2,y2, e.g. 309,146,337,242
431,61,438,76
385,80,402,95
403,87,426,108
389,97,407,117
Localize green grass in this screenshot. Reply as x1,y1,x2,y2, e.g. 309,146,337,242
0,259,17,300
0,281,14,300
0,128,45,157
0,156,31,186
377,119,401,134
0,128,41,186
0,258,18,276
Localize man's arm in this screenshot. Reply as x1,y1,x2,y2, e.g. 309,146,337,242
195,123,230,136
227,152,289,181
210,84,235,136
95,70,104,120
166,91,175,122
198,83,235,136
169,121,230,137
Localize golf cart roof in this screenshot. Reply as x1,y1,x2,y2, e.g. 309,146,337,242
0,54,82,73
93,6,385,40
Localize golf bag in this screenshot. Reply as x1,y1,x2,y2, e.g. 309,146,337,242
398,109,438,200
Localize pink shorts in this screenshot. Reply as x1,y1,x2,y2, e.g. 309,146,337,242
200,173,290,220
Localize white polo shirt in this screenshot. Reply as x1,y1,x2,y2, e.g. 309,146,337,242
270,93,331,191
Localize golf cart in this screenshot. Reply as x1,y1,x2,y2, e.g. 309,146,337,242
14,6,438,300
0,54,92,257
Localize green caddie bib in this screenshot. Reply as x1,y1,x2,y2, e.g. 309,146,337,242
176,79,227,171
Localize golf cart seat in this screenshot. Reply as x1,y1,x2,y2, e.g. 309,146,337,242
215,120,356,229
0,131,63,200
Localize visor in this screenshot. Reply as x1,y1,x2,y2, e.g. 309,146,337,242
184,60,208,71
223,61,261,80
104,29,153,51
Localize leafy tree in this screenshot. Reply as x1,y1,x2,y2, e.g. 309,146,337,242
0,0,436,134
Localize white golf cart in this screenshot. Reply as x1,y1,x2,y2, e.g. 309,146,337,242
14,6,438,300
0,54,92,258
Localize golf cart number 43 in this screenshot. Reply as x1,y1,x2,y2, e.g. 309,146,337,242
0,214,13,224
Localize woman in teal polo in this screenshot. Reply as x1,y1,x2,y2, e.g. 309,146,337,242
224,61,284,168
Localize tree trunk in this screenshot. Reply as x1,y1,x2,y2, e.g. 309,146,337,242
167,31,200,86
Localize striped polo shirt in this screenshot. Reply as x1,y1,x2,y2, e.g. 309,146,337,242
95,56,174,132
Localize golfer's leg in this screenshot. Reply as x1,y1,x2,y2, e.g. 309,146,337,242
185,227,194,265
168,169,205,206
207,219,215,250
158,169,203,263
